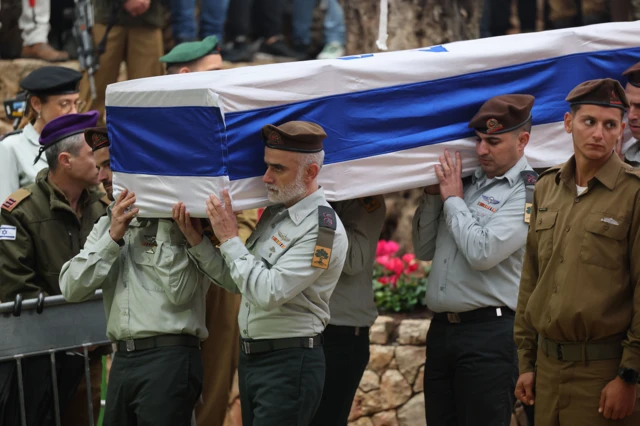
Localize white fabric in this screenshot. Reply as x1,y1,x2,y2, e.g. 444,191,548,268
19,0,50,46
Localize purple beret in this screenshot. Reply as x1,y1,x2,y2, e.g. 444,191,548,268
39,111,100,147
33,111,99,165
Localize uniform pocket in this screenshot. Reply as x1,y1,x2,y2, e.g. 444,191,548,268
580,212,628,270
535,210,558,262
131,249,164,292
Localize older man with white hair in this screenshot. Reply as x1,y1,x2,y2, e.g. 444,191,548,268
174,120,349,426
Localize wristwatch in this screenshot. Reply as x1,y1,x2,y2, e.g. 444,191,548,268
618,367,640,384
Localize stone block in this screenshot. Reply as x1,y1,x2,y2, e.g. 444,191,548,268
372,409,399,426
368,345,395,374
397,393,426,426
359,370,381,392
396,319,430,345
370,316,395,345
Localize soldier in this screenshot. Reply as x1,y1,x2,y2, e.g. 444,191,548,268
173,121,349,426
160,35,223,74
309,195,386,426
413,94,537,426
0,66,83,200
0,111,107,426
514,78,640,424
84,127,114,200
60,191,210,425
160,38,260,426
621,62,640,166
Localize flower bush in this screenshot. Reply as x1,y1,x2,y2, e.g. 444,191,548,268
373,240,430,313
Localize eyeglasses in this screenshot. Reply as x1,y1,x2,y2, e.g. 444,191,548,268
57,99,86,113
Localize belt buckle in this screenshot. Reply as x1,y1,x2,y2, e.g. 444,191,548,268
243,341,251,354
447,313,461,324
354,327,360,336
556,344,563,361
125,340,135,352
308,337,314,349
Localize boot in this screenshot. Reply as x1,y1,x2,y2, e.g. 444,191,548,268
21,43,69,62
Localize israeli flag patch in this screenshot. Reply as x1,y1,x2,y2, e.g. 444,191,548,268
0,225,17,240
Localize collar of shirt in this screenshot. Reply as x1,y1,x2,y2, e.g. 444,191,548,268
557,153,625,191
625,141,640,164
472,155,529,189
279,187,326,226
23,123,40,147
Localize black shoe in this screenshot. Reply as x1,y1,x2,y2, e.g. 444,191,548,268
223,41,255,63
258,39,304,61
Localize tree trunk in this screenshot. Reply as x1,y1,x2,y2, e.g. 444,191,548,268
344,0,482,55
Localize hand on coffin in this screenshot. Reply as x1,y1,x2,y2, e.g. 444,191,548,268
172,202,204,247
205,189,239,245
110,189,138,242
434,150,464,202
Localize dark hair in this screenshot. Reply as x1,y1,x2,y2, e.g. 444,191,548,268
570,104,625,119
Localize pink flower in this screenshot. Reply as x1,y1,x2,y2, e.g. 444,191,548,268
405,263,419,274
376,240,400,257
389,275,399,287
402,253,416,264
385,257,404,275
376,255,390,266
378,276,390,286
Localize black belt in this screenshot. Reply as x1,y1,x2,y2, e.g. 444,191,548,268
539,336,623,362
116,334,200,352
240,335,323,355
324,324,370,336
432,306,514,324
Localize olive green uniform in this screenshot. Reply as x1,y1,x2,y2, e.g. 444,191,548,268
515,154,640,425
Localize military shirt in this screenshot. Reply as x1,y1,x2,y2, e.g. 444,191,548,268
0,168,107,302
515,153,640,374
60,212,210,342
0,124,48,201
624,141,640,168
412,155,533,313
189,188,348,340
329,196,386,327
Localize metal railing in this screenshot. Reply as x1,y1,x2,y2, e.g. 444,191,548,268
0,291,109,426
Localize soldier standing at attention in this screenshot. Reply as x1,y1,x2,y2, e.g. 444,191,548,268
413,94,537,426
620,62,640,166
173,121,348,426
515,78,640,424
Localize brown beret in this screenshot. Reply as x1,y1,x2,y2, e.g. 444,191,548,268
84,127,109,151
622,62,640,88
566,78,629,110
261,121,326,153
468,94,534,134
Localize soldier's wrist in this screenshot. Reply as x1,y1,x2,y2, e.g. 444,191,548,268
109,229,125,247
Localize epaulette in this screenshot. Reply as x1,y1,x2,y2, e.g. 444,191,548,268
1,188,31,212
520,170,538,224
537,164,562,181
624,168,640,180
0,129,23,142
312,206,337,269
358,196,382,213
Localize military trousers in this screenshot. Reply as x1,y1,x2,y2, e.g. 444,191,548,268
79,23,164,125
103,346,203,426
534,345,640,426
195,286,241,426
309,325,370,426
424,315,518,426
238,346,325,426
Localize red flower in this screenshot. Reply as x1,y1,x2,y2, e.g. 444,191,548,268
402,253,416,264
405,263,419,274
376,240,400,257
376,255,390,267
378,276,390,286
385,257,404,275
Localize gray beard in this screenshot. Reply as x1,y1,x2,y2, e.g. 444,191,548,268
266,176,307,205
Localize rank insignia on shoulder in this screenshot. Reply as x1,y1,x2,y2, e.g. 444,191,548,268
313,206,337,269
520,170,538,224
524,203,532,224
1,188,31,212
359,196,382,213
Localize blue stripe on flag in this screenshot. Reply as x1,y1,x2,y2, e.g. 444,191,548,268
107,47,640,179
108,106,227,176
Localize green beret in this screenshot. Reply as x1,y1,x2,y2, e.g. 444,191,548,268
160,36,220,64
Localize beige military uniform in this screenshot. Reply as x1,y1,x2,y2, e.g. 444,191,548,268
515,153,640,425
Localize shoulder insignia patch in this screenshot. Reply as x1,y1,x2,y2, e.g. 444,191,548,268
1,188,31,212
520,170,538,225
359,196,382,213
313,206,337,269
520,170,538,186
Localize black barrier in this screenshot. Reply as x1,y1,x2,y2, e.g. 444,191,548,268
0,291,109,426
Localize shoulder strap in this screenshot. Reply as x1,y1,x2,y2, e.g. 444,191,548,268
2,188,32,212
624,168,640,180
312,205,337,269
520,170,538,224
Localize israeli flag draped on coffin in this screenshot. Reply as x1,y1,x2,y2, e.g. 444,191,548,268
105,21,640,217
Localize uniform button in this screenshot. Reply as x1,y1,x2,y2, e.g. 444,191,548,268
444,259,447,264
245,302,249,307
574,197,580,203
547,317,551,323
565,226,570,232
553,287,558,293
559,257,564,263
440,287,445,291
243,329,247,335
538,219,542,225
604,224,610,230
122,310,128,316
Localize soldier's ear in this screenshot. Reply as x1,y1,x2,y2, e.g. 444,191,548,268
564,112,573,134
58,152,73,169
304,163,320,182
